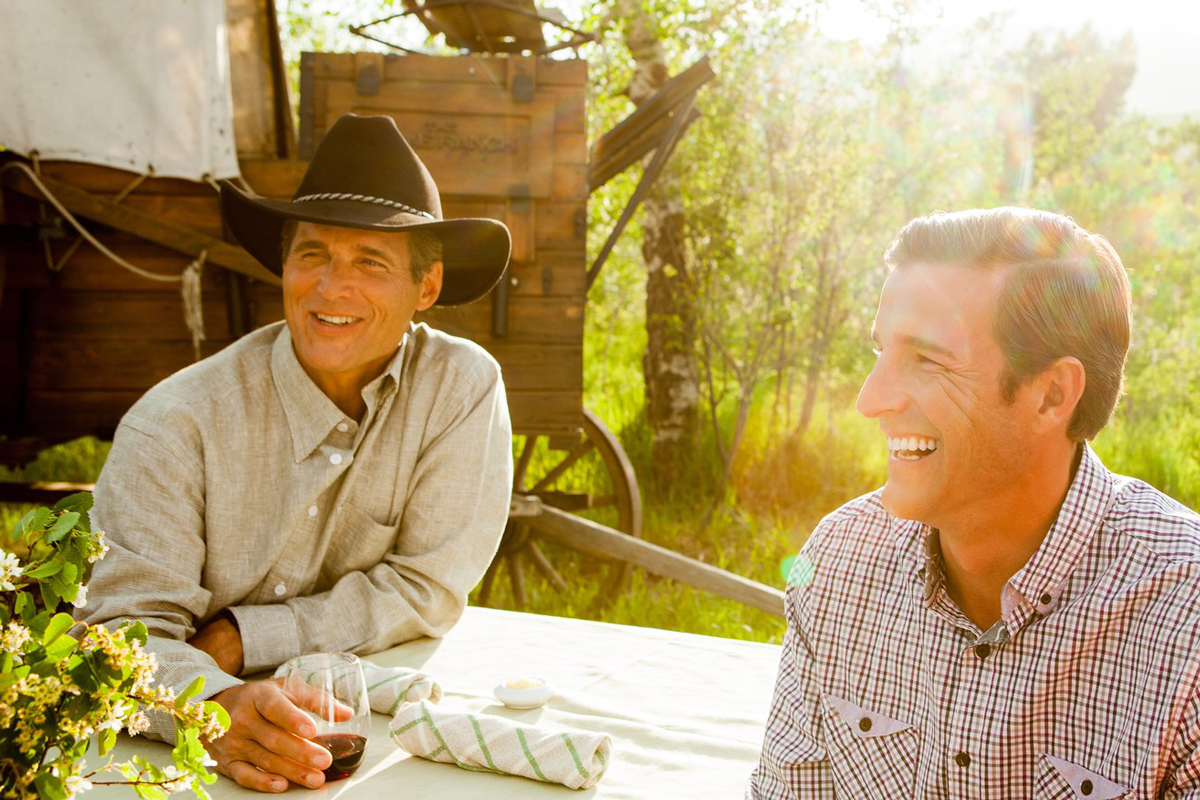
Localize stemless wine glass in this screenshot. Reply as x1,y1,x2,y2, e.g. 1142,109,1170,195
279,652,371,782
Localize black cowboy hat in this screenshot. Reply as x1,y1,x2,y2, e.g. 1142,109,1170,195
220,113,510,306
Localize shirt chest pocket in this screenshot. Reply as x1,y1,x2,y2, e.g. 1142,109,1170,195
821,694,920,799
1033,754,1133,800
322,502,399,580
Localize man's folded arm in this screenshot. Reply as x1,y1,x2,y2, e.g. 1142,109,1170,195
79,420,242,743
232,361,514,673
748,585,834,799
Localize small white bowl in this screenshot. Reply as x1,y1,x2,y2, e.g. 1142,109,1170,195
493,678,555,709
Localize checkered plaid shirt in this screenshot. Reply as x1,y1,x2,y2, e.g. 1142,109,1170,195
750,444,1200,799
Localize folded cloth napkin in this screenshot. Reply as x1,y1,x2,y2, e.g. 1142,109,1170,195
389,699,611,790
272,660,441,716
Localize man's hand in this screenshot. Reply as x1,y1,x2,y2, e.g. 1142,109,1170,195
188,614,244,675
206,679,346,792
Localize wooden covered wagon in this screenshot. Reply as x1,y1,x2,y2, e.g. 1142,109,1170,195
0,0,779,615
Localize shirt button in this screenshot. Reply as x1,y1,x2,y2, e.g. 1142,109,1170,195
308,505,318,517
274,582,286,596
330,453,343,465
974,643,991,659
337,422,349,433
858,717,872,733
1080,779,1094,796
955,752,970,768
1040,592,1053,605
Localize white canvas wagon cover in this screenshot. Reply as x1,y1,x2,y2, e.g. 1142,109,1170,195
0,0,240,181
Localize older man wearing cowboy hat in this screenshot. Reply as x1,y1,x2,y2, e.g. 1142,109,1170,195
79,114,514,792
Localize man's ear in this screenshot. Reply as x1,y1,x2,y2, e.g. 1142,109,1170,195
415,260,443,311
1032,356,1086,435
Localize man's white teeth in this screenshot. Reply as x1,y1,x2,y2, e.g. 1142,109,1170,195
886,436,939,454
316,313,356,325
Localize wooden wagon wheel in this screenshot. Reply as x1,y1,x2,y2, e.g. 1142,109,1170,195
478,407,642,608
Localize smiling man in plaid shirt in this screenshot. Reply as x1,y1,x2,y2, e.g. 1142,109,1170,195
750,208,1200,799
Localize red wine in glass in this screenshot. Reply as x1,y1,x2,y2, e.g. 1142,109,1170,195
315,733,367,781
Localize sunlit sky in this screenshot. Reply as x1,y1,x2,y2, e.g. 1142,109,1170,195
818,0,1200,119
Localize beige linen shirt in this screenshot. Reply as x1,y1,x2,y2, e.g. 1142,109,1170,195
79,320,513,741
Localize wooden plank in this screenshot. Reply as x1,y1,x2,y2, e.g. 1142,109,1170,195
552,163,588,201
2,171,281,286
320,84,558,198
3,236,235,293
22,389,142,439
120,195,226,239
535,202,586,250
528,504,785,617
0,481,96,505
505,390,581,434
0,291,20,433
553,87,586,133
310,53,510,88
537,58,587,87
417,295,583,344
27,339,235,390
26,292,233,341
226,0,281,157
554,132,588,166
21,161,211,196
479,342,581,391
507,251,586,298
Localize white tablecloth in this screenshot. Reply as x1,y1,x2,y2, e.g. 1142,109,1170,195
91,607,781,798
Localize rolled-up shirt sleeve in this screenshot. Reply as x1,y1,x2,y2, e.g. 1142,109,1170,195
231,357,513,673
79,418,243,743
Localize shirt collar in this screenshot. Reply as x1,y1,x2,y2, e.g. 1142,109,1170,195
1004,442,1114,621
906,443,1114,625
270,325,409,462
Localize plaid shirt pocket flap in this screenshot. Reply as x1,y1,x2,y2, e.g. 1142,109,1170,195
820,694,919,798
824,694,913,739
1036,754,1133,800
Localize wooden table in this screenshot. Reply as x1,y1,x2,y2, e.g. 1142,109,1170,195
91,607,781,798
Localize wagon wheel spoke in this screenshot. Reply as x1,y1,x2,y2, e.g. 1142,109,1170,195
478,556,502,606
525,541,569,593
529,438,595,493
507,549,528,608
479,408,642,610
513,434,539,493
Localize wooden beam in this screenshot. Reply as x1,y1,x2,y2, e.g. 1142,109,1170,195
0,481,95,505
2,170,281,286
588,56,716,191
526,503,784,617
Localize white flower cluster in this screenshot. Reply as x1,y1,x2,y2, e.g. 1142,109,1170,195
0,620,32,653
0,548,21,591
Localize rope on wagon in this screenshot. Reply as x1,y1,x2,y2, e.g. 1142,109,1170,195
0,159,208,361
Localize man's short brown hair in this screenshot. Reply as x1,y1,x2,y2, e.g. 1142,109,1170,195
280,220,443,282
883,207,1132,441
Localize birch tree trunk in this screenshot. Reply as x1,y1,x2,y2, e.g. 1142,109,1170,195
615,0,700,479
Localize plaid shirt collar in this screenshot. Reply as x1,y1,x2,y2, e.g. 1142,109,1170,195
908,443,1115,633
271,323,409,462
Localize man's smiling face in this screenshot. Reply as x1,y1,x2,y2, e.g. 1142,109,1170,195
282,221,441,392
856,262,1038,529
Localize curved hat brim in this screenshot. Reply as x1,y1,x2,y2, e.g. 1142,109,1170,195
220,181,511,306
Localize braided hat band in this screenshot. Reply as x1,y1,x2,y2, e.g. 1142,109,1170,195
293,192,435,220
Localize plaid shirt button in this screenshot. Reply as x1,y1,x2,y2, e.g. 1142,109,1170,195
858,717,872,732
974,643,991,659
955,752,970,768
1081,779,1094,795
